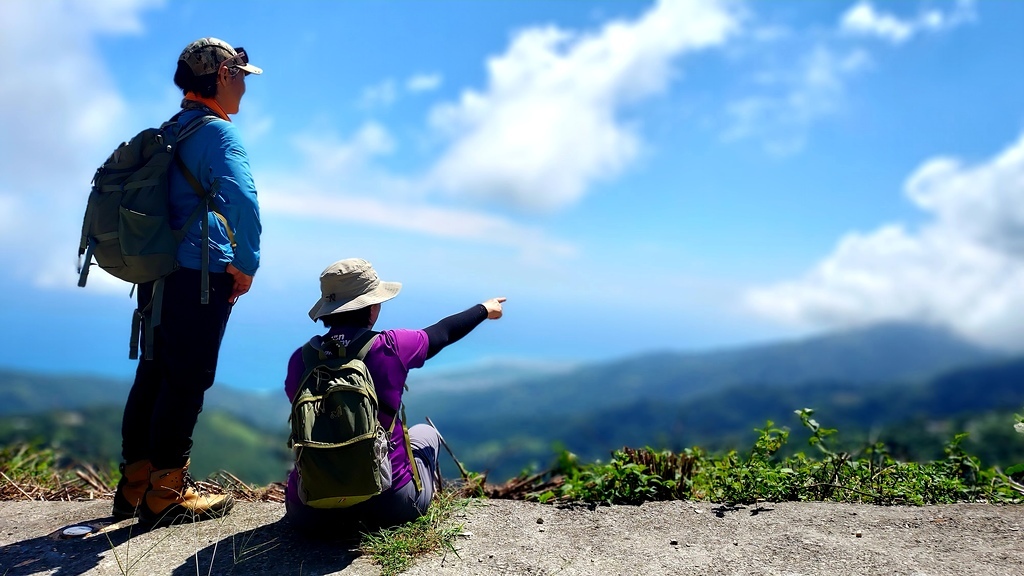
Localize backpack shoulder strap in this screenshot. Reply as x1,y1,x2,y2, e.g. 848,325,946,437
344,330,379,361
298,341,323,375
294,331,380,389
177,113,218,141
347,331,395,416
339,328,422,492
167,112,232,306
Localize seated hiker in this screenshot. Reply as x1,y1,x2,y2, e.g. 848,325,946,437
284,257,505,532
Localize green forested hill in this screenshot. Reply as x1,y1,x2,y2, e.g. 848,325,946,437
0,406,290,484
0,369,289,432
415,356,1024,480
1,322,1018,484
0,322,994,422
0,371,131,416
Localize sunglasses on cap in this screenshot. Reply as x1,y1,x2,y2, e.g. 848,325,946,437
221,47,250,74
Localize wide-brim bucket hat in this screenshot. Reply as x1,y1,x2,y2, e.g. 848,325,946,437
308,258,401,321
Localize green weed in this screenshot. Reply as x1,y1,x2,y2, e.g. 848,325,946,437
529,408,1023,506
359,490,469,576
997,408,1024,496
1008,408,1024,476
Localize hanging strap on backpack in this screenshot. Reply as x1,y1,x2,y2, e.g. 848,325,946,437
175,155,236,305
76,240,97,288
400,403,424,493
129,276,168,360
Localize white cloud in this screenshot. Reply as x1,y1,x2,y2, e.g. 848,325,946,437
722,0,973,154
407,73,442,93
0,0,162,289
359,79,398,108
745,133,1024,350
360,74,443,108
840,0,975,44
257,127,576,259
426,0,740,213
292,123,395,173
263,190,574,257
724,46,871,155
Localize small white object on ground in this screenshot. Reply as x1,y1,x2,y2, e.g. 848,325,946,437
61,526,94,538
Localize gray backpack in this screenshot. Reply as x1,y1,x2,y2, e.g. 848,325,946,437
77,112,232,360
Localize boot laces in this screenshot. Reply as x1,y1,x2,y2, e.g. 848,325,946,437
182,470,200,492
180,470,226,497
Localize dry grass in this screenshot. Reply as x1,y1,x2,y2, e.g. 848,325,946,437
0,444,286,503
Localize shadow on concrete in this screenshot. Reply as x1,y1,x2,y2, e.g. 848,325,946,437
0,514,145,576
712,504,744,518
168,518,362,576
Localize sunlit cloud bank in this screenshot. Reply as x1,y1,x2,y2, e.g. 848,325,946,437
840,0,975,44
426,0,740,213
745,133,1024,350
0,0,162,288
0,0,158,188
260,0,742,255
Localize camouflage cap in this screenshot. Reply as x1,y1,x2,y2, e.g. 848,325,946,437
178,37,263,76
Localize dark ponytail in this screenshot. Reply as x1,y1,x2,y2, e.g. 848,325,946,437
173,60,218,98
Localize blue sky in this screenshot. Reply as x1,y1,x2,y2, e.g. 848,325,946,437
1,0,1022,392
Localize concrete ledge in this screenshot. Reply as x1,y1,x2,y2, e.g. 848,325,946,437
2,500,1022,575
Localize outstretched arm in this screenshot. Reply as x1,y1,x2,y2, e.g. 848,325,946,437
423,297,506,359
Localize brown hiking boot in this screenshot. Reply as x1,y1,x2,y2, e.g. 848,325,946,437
112,459,152,519
140,462,234,526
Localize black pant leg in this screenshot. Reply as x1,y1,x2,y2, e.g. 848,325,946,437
119,268,234,470
121,281,160,463
148,268,234,469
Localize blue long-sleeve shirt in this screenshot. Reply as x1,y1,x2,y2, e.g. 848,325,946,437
169,109,261,276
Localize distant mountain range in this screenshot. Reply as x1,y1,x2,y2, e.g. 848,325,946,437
2,322,1021,483
406,321,1002,419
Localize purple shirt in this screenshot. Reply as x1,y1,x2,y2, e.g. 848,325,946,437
283,327,429,508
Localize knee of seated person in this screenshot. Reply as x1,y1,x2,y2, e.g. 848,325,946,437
407,422,440,444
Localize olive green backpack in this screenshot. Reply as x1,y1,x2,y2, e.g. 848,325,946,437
289,331,421,509
77,112,232,360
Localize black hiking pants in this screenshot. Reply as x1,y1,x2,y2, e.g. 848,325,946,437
121,267,234,470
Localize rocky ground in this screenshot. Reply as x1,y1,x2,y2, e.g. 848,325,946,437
1,499,1022,575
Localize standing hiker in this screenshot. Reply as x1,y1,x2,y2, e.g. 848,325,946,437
112,37,263,525
284,258,505,532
